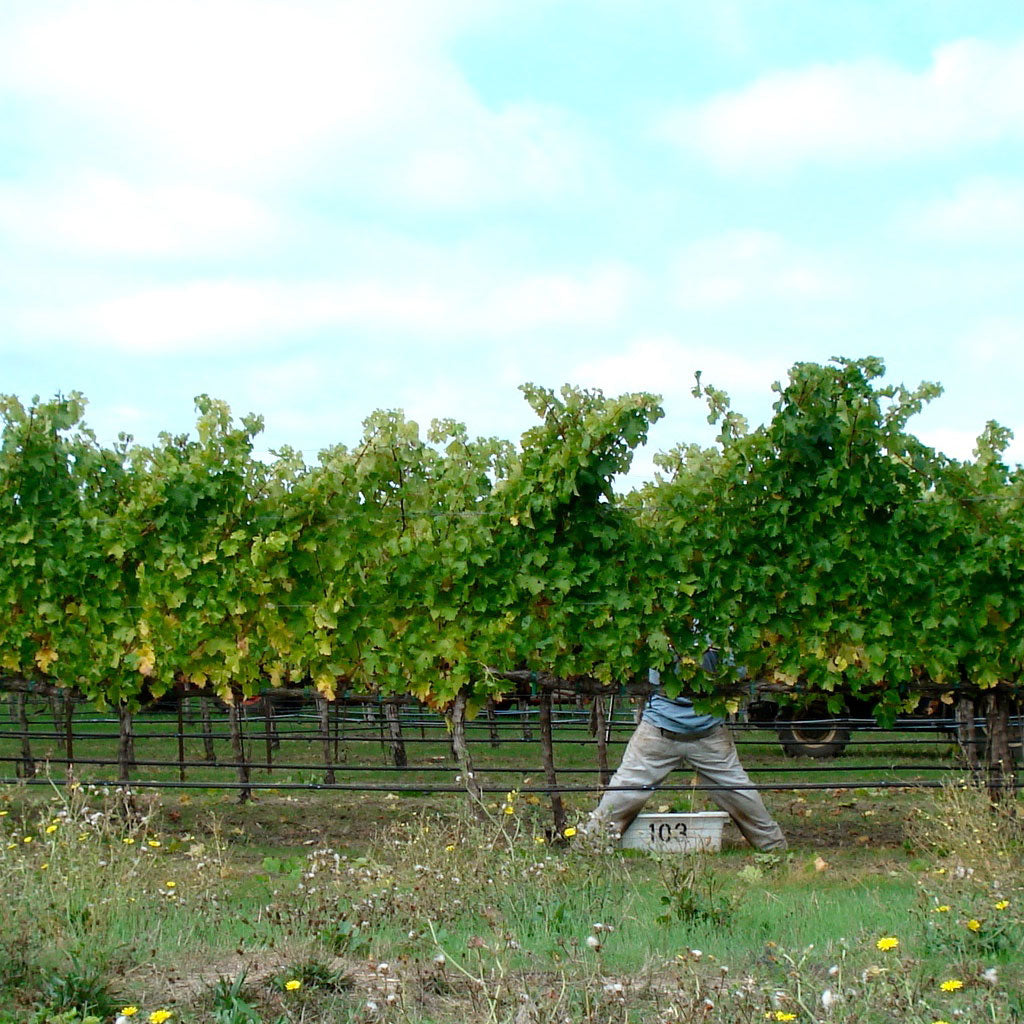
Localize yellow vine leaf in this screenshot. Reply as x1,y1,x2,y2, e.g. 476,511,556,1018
34,647,58,673
313,673,337,701
137,646,156,676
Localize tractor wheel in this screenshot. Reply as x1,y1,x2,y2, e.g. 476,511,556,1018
776,705,850,758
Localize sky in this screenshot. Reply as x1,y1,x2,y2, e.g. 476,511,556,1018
2,0,1024,485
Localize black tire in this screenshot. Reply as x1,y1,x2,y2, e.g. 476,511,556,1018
776,706,850,758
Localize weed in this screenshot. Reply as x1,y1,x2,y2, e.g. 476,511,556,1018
654,852,737,929
286,959,351,991
38,957,120,1020
210,971,262,1024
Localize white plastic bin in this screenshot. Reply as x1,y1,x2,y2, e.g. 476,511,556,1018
619,811,730,852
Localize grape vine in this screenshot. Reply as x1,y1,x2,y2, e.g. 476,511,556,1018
2,360,1021,792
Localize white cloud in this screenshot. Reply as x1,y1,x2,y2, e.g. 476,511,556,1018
1,1,439,171
0,174,276,256
572,334,789,402
0,0,585,206
660,37,1024,171
674,231,850,308
956,317,1024,366
19,265,634,352
917,425,1024,468
910,177,1024,241
571,335,794,488
395,103,587,207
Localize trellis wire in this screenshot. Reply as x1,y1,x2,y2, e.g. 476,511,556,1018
4,691,1017,798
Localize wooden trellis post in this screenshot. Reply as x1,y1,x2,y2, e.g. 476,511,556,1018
16,692,35,778
200,696,216,762
519,694,533,740
262,695,277,769
316,694,335,784
485,698,500,748
63,696,74,781
332,696,341,762
227,699,251,803
177,694,187,782
538,690,567,838
447,691,485,816
985,689,1017,803
955,697,980,773
116,703,137,818
117,704,135,777
591,696,611,787
384,697,407,767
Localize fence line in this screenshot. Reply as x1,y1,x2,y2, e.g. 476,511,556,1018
4,777,1018,793
5,690,1016,807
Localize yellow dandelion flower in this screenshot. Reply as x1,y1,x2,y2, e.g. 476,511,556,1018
165,881,176,888
5,843,14,850
939,979,963,992
966,918,981,931
123,837,135,845
148,1010,172,1023
78,833,89,841
995,900,1009,910
285,979,302,991
444,844,455,852
0,810,7,816
534,835,545,844
876,937,899,951
23,836,33,843
147,840,161,848
40,863,49,870
934,905,951,913
46,824,59,834
933,1020,951,1024
503,805,515,815
562,826,577,838
120,1007,139,1017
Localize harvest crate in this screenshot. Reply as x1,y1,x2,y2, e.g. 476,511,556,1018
619,811,730,852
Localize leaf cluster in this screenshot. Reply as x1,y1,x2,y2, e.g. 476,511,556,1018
2,358,1022,720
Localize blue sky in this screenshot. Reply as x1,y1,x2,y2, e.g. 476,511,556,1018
2,0,1024,483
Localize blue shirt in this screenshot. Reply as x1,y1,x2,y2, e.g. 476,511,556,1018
641,651,724,737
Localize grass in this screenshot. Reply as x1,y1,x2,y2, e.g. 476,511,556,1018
2,770,1023,1023
2,697,1020,1021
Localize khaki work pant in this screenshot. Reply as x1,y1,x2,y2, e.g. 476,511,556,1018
589,719,787,851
